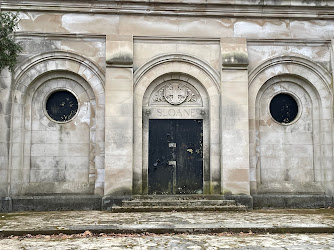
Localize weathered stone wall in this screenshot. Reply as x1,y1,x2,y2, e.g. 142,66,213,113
249,56,333,196
25,74,93,195
0,0,333,209
13,15,334,42
248,42,331,72
8,47,105,197
16,34,106,70
257,79,317,192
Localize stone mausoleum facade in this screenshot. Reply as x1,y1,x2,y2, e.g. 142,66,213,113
1,0,334,210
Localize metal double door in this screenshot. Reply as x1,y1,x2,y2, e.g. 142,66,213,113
148,119,203,194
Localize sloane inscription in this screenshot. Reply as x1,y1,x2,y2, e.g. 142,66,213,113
145,108,206,118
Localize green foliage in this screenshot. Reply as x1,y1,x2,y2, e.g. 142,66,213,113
0,12,22,71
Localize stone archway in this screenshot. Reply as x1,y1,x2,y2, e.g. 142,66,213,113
249,55,333,195
10,51,105,196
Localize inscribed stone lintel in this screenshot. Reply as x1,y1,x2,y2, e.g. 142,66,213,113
143,107,208,119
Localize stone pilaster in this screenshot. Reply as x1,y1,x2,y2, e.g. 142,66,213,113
104,35,134,195
220,37,250,195
328,39,334,195
0,68,11,197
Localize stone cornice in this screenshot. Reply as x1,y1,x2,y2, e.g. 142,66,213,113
247,39,332,46
14,32,332,46
2,0,334,19
15,31,106,39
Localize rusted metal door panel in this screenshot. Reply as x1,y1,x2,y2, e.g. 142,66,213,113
148,119,203,195
175,119,203,194
148,119,174,194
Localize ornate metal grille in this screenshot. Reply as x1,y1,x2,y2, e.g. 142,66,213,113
46,90,78,122
269,93,298,124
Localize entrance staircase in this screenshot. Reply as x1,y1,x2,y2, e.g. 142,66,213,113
111,195,247,212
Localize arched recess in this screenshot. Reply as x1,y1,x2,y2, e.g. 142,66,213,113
10,51,105,196
249,55,333,195
133,53,221,195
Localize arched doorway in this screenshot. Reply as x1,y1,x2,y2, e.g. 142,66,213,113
133,54,221,195
142,75,209,194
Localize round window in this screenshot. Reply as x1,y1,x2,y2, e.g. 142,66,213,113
46,90,78,122
269,93,298,124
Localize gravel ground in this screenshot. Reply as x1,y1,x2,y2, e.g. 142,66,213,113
1,209,334,249
1,209,334,232
1,233,334,249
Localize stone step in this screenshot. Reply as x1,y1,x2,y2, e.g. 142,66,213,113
111,205,247,212
122,199,236,207
131,195,232,201
111,195,248,212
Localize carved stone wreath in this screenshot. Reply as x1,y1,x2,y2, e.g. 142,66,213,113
151,82,200,106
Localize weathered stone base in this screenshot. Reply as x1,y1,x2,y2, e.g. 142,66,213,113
2,195,334,211
1,196,102,212
223,195,253,209
102,195,132,211
0,197,10,212
253,195,333,209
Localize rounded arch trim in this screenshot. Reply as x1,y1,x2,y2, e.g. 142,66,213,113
134,53,220,92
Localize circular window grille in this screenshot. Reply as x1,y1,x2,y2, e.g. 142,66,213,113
46,90,78,122
269,93,298,124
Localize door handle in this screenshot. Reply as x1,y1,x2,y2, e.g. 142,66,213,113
168,161,176,166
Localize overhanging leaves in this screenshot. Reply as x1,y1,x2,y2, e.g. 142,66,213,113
0,12,22,71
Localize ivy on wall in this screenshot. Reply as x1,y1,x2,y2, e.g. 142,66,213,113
0,12,22,71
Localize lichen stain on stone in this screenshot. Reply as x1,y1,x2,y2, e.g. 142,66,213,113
108,187,132,196
62,14,119,34
119,15,177,35
60,41,102,58
0,80,8,90
266,119,273,126
234,20,289,38
106,53,133,66
302,0,330,6
19,39,59,55
291,20,334,39
222,52,249,66
177,17,234,37
47,121,57,128
284,169,291,181
63,121,77,131
222,189,232,195
19,13,68,33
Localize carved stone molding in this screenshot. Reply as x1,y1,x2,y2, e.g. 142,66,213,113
134,53,220,92
248,55,332,94
150,81,202,106
3,1,334,19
